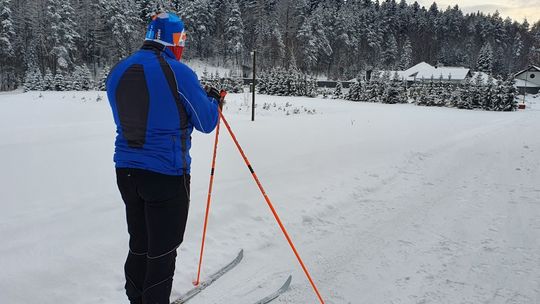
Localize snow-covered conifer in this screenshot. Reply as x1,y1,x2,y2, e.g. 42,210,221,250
501,77,517,111
43,69,54,91
511,33,524,70
457,77,473,109
54,72,66,91
0,0,16,90
103,0,140,61
97,66,110,91
46,0,80,72
477,42,494,73
399,37,412,70
333,81,343,99
23,67,44,92
345,82,362,101
471,73,484,108
381,34,398,69
224,0,244,65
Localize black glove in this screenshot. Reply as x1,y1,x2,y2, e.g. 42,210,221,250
204,85,226,109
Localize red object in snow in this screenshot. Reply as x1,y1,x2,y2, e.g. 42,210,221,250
518,104,526,109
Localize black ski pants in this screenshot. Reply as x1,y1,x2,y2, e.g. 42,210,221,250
116,168,190,304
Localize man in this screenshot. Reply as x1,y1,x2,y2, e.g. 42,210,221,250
106,12,223,304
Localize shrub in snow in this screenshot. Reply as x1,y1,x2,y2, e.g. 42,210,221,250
499,78,518,111
97,66,110,91
333,81,343,99
320,87,330,99
345,82,363,101
43,69,54,91
23,67,44,92
257,67,318,97
201,69,244,93
79,65,94,90
54,73,67,91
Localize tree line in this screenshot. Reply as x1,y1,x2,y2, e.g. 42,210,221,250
1,0,540,91
345,72,518,111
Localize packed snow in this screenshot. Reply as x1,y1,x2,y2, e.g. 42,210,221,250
0,91,539,304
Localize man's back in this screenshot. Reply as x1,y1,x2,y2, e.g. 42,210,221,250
106,41,219,176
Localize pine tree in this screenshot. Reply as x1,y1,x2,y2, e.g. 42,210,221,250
345,81,362,101
0,0,16,91
43,68,54,91
297,7,332,71
80,64,93,90
224,0,244,65
103,0,141,61
181,0,216,59
381,34,398,69
477,42,494,73
528,22,540,66
483,74,495,110
510,32,523,72
71,67,82,91
97,65,110,90
46,0,80,72
492,77,505,111
54,72,66,91
333,81,343,99
136,0,169,22
501,77,517,111
23,67,44,92
399,37,412,70
471,74,484,109
457,77,473,109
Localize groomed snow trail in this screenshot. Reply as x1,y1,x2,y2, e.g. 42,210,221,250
0,92,538,304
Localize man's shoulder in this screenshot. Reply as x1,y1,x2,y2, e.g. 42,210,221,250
166,59,198,78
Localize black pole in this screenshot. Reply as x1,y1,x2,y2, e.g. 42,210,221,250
252,50,256,122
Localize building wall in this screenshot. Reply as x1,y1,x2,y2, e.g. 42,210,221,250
517,87,540,95
516,71,540,87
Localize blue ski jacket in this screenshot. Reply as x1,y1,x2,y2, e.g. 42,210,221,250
106,41,219,175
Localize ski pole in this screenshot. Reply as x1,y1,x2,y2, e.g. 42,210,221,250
218,110,326,304
194,91,227,286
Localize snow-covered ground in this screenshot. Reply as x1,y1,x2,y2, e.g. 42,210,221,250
0,91,539,304
183,59,235,78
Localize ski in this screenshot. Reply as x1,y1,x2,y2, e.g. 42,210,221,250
171,249,244,304
253,275,292,304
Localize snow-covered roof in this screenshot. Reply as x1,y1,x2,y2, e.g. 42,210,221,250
514,65,540,77
415,66,470,81
399,62,470,81
402,62,433,77
514,78,540,88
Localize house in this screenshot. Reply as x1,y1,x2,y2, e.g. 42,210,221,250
374,62,473,83
513,65,540,94
402,62,472,83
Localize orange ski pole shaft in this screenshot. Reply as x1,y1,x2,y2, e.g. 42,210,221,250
194,91,226,286
218,110,325,304
194,116,220,286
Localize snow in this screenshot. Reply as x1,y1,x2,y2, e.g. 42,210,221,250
183,59,235,78
402,61,434,77
1,91,540,303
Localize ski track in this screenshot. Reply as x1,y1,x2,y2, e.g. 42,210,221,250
0,91,539,304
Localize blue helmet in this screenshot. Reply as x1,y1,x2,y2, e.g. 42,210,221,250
145,12,186,47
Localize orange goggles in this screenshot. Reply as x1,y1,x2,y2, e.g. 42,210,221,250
172,31,187,47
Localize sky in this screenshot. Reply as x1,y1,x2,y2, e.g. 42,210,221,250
416,0,540,24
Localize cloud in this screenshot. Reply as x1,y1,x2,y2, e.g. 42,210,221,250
462,4,540,22
415,0,540,22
